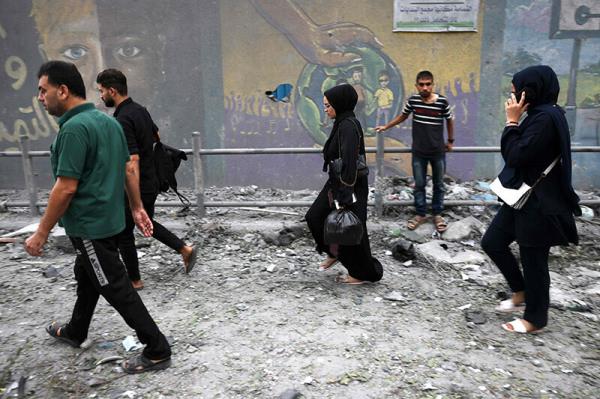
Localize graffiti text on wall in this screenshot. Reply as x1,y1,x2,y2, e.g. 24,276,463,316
0,22,58,146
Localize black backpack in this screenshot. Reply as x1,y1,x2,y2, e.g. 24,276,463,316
153,140,190,206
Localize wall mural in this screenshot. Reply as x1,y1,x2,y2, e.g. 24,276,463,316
0,0,598,190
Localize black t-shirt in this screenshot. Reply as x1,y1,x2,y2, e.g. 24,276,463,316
402,94,452,157
114,98,159,195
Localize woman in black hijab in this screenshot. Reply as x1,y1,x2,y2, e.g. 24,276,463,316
481,65,580,333
305,84,383,284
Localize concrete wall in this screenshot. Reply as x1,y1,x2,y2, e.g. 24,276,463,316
1,0,599,189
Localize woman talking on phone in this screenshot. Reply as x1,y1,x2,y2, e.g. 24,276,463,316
305,84,383,285
481,65,581,334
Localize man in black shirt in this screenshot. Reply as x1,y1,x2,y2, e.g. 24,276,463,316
96,69,197,290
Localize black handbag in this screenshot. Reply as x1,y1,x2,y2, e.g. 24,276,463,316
348,118,369,178
324,208,364,245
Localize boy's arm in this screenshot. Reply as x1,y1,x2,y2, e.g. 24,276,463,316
375,113,408,133
445,118,455,151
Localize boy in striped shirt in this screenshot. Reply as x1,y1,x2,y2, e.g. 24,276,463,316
376,70,454,233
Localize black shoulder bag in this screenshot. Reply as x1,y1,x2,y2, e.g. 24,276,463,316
328,118,369,187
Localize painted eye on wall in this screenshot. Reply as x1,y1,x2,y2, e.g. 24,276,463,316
115,44,141,58
61,45,88,61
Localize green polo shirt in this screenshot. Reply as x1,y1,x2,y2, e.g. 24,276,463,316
50,103,129,239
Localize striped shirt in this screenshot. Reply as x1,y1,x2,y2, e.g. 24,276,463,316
402,94,453,156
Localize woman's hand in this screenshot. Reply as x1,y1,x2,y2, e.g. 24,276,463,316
505,91,528,124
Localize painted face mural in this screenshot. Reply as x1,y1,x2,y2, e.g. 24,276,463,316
31,0,103,106
2,0,598,190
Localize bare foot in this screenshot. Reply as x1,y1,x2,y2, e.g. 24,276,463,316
335,275,366,285
131,280,144,290
511,291,525,305
180,245,197,274
319,256,338,270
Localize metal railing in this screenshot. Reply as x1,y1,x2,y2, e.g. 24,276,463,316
2,132,600,216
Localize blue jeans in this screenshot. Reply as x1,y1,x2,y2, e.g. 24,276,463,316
412,154,446,216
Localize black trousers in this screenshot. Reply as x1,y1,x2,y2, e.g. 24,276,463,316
117,192,185,281
63,235,171,360
306,177,383,282
481,210,551,328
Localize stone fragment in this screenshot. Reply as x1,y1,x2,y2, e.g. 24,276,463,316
278,389,303,399
390,239,415,262
443,216,485,241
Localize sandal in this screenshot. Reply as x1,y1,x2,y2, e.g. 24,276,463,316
502,319,542,334
319,256,338,271
46,322,81,348
433,215,448,233
122,354,172,374
407,215,427,231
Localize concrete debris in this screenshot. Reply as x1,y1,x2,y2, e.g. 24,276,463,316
0,184,599,398
390,239,415,262
415,241,486,264
278,388,303,399
443,216,485,241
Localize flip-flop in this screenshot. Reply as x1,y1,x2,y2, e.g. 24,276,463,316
495,299,525,313
46,322,81,348
185,246,198,274
407,215,427,231
319,257,338,271
501,319,542,334
122,354,171,374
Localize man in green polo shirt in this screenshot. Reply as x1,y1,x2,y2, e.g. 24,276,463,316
25,61,171,374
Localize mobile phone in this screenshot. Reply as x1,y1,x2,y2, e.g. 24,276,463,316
514,87,535,104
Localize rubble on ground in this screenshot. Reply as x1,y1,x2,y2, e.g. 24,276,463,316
0,181,599,398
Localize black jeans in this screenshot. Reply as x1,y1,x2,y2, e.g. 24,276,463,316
118,192,185,281
63,235,171,360
481,211,551,328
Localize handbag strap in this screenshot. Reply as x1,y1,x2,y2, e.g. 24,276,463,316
531,156,560,188
336,118,362,187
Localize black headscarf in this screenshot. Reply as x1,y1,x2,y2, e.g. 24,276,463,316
510,65,580,215
322,84,358,158
324,83,358,117
512,65,559,108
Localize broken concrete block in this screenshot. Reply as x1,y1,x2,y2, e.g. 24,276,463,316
444,216,485,241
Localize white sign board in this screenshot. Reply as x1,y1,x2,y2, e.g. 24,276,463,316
393,0,480,32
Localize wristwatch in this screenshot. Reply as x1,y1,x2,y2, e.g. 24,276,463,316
447,139,455,143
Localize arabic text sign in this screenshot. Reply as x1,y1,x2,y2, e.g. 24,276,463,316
393,0,480,32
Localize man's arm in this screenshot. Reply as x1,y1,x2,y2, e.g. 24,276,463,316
25,176,78,256
445,118,455,152
375,113,409,133
124,154,153,237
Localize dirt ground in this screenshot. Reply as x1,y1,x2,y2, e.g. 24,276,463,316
0,187,599,399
